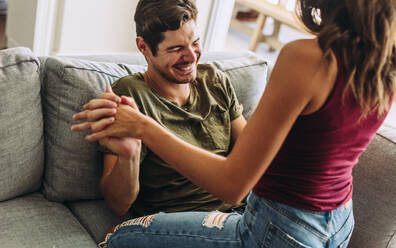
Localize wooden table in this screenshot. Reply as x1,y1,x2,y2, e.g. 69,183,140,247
230,0,310,51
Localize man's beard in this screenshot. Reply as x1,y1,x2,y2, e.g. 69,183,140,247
157,63,196,85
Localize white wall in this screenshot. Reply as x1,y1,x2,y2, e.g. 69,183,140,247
54,0,138,55
196,0,236,52
6,0,38,49
196,0,213,47
6,0,235,55
202,0,235,51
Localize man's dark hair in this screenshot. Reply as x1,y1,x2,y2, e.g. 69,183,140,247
134,0,198,56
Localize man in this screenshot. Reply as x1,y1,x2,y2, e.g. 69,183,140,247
72,0,246,218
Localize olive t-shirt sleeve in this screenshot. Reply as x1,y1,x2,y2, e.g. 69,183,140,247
215,70,243,121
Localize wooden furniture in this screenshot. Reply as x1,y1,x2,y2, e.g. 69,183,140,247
230,0,310,51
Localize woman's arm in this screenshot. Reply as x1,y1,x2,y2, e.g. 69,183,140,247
86,39,337,204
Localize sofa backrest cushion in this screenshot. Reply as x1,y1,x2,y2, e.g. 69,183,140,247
40,53,267,202
208,56,267,119
0,47,44,201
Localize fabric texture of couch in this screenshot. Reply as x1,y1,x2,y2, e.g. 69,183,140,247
0,47,395,248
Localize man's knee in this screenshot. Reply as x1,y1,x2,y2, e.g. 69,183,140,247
202,211,232,230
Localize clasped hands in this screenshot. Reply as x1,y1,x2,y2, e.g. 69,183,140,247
71,86,145,158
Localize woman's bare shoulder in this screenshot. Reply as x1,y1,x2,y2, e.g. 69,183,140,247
277,38,336,81
275,38,338,114
280,38,326,66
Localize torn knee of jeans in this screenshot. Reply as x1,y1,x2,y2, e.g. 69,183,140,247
119,213,158,229
202,211,231,230
98,214,158,248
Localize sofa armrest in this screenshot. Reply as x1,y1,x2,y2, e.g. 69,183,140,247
349,133,396,248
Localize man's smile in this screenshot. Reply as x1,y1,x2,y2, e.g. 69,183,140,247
173,62,196,74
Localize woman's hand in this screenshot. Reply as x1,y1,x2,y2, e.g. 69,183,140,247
71,85,144,158
71,85,121,132
85,96,151,142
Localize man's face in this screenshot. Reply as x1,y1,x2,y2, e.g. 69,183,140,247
147,20,201,84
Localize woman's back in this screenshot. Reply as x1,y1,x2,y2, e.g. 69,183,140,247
253,49,389,211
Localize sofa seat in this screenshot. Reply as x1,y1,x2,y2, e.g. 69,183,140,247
0,193,97,247
67,200,133,243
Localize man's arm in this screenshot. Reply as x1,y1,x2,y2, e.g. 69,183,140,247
217,68,247,146
100,140,141,216
72,86,142,216
230,115,247,145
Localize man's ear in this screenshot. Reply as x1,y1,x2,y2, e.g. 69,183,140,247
136,37,151,56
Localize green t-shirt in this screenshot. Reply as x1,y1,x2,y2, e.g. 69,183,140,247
103,64,243,216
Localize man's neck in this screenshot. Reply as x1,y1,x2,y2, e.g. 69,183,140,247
143,71,190,106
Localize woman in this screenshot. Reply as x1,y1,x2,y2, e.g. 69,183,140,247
75,0,395,247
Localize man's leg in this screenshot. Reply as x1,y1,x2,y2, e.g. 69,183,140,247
100,211,243,248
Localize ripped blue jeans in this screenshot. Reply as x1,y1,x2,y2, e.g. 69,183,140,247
100,192,354,248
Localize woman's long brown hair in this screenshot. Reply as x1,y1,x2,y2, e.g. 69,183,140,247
296,0,396,117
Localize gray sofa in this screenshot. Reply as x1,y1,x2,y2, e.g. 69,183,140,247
0,47,394,248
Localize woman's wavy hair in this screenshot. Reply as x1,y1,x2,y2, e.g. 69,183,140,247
296,0,396,117
134,0,198,56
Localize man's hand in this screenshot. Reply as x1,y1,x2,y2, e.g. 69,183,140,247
84,98,149,142
71,85,121,132
71,85,142,158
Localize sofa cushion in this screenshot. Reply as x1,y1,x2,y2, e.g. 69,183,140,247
67,200,133,243
0,47,44,201
41,53,267,202
0,193,97,248
349,133,396,248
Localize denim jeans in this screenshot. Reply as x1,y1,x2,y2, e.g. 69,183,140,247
100,192,354,248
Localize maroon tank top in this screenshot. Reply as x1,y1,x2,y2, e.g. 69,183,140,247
253,55,390,211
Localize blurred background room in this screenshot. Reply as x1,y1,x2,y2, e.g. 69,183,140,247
1,0,394,122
